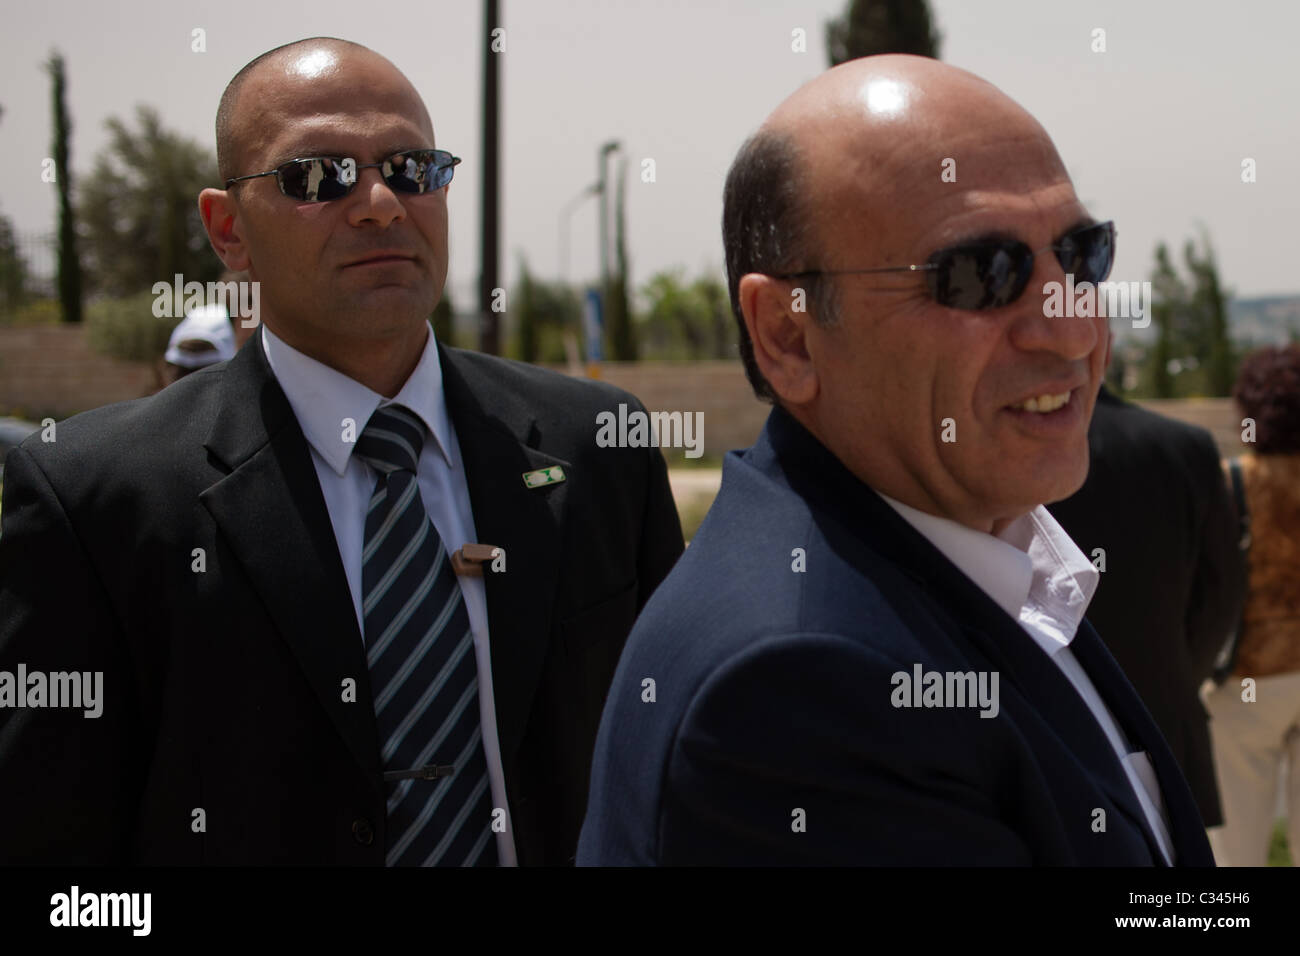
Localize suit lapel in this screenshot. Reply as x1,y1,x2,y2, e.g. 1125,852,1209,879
199,340,381,795
766,407,1173,863
957,611,1169,863
438,345,567,784
1070,621,1215,864
904,527,1170,861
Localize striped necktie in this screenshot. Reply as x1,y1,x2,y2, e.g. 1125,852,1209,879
354,403,498,866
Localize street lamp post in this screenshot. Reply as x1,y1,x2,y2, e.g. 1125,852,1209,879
597,140,621,310
558,182,601,284
557,182,600,373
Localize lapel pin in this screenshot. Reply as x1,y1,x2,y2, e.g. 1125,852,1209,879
522,465,566,489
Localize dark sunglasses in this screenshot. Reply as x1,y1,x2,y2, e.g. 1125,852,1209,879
224,148,461,203
775,220,1116,311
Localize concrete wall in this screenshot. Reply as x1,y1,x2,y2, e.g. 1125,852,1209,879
575,361,770,461
0,326,157,419
591,362,1250,460
0,327,1251,459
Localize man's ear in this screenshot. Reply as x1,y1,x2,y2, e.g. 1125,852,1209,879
739,273,818,406
198,188,251,272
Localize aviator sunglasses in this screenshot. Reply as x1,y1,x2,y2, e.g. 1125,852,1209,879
774,220,1116,311
224,148,461,203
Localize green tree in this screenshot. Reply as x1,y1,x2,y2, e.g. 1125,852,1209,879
79,105,221,297
514,257,579,363
84,291,176,390
0,213,27,316
1184,231,1235,396
696,273,733,359
639,269,731,359
46,52,83,324
432,286,454,345
826,0,942,66
0,104,25,316
606,157,637,360
1141,233,1236,399
1148,243,1183,398
517,259,540,362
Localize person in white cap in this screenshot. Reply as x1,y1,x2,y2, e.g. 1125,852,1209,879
164,302,237,384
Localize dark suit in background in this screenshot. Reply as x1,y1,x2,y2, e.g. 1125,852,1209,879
578,407,1215,865
0,336,683,864
1048,385,1246,826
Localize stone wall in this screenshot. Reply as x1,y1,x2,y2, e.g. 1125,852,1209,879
0,326,157,419
0,327,1251,459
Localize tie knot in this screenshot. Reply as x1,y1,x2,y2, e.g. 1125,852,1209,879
356,404,425,475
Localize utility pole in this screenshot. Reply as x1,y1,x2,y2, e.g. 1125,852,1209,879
478,0,502,354
596,140,620,311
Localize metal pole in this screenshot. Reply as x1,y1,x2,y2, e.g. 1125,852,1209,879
558,183,600,284
596,141,620,312
478,0,502,354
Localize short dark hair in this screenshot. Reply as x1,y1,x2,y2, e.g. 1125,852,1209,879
721,129,839,402
215,37,368,183
1234,344,1300,454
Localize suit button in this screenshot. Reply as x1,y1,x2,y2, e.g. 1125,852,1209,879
352,818,374,845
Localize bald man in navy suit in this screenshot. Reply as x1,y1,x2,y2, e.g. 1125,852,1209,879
580,56,1213,866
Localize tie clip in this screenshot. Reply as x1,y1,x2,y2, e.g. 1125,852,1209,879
383,764,456,782
452,543,501,577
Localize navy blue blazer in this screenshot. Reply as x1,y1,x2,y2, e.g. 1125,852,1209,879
577,406,1215,865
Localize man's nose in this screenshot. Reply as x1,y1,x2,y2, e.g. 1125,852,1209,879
1007,251,1101,361
346,167,406,228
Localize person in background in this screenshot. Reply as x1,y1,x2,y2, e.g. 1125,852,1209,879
1205,344,1300,866
1048,381,1246,829
163,302,237,384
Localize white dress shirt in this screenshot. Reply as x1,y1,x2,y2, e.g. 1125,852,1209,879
261,324,517,865
879,494,1175,865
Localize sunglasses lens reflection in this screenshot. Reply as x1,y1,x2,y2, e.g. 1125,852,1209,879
278,158,349,201
929,222,1114,311
277,151,457,201
929,243,1034,310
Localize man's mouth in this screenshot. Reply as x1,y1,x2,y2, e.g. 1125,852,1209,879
1007,391,1071,413
344,252,417,268
999,386,1086,435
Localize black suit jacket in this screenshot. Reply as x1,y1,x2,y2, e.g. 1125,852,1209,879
1048,385,1246,826
578,406,1215,865
0,334,683,865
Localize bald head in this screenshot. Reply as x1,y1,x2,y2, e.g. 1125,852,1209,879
768,55,1063,262
215,38,432,183
723,55,1070,400
725,54,1107,532
762,54,1037,147
199,37,452,396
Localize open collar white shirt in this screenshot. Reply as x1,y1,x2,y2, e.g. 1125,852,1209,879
879,494,1175,865
261,324,516,865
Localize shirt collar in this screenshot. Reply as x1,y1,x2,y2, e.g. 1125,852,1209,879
260,323,454,476
878,492,1098,654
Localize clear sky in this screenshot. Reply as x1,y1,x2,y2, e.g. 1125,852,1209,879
1,0,1295,307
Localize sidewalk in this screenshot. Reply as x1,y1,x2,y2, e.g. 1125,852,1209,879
668,468,722,541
